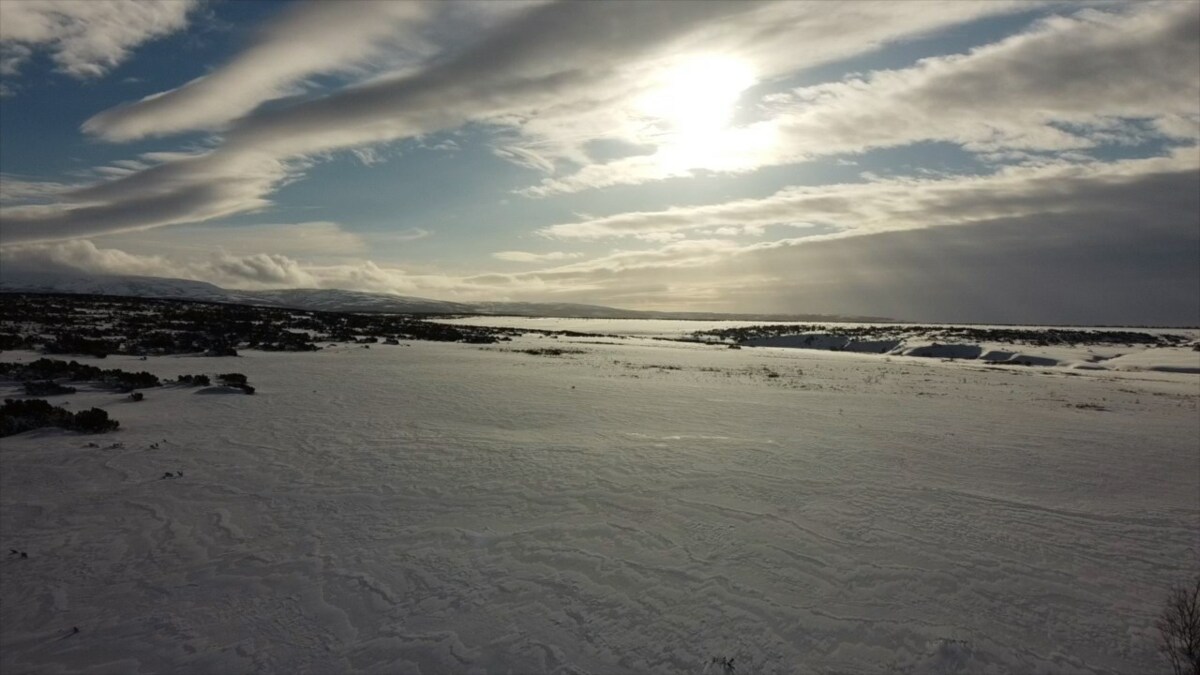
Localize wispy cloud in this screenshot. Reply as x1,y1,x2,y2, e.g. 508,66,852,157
492,250,581,263
0,151,299,244
0,0,196,80
0,175,75,204
82,2,437,141
96,221,369,258
539,150,1200,240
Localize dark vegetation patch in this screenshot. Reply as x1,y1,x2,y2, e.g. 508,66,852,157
217,373,255,394
693,323,1190,348
23,381,77,396
518,345,588,357
0,292,516,358
1,398,118,437
611,360,683,371
176,374,211,386
527,329,618,339
0,359,160,391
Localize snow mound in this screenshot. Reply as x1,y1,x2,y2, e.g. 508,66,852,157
1104,349,1200,374
898,343,984,360
978,350,1061,366
193,386,248,395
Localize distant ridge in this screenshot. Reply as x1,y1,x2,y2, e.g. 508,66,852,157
0,270,893,322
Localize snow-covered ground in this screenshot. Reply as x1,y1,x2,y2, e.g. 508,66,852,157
1,333,1197,674
441,316,1200,376
437,316,1200,340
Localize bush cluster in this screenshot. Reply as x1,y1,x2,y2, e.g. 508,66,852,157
1158,575,1200,675
218,372,255,394
176,374,212,386
44,334,119,358
0,359,159,390
0,333,32,351
23,381,77,396
0,398,119,437
1,292,512,354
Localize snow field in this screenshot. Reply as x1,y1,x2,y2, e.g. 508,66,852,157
1,336,1197,674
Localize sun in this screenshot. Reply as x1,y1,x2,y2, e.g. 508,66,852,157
638,55,756,137
634,54,771,173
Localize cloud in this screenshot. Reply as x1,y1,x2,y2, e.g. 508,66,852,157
0,239,456,295
723,204,1200,326
492,146,555,173
528,1,1200,196
209,1,773,161
94,221,368,258
7,1,760,243
487,0,1034,173
0,239,318,289
0,151,299,244
774,1,1200,153
1,239,176,278
83,2,437,141
370,227,431,243
0,0,196,80
6,1,1035,245
0,175,75,204
492,250,581,263
206,251,317,287
473,165,1200,323
539,149,1200,240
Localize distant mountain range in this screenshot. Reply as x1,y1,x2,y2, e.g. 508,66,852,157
0,270,893,322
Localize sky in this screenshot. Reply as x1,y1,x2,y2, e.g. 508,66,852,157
0,0,1197,325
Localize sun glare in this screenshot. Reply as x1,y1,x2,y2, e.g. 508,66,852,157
638,55,756,137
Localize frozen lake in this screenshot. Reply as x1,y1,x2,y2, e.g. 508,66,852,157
1,333,1197,674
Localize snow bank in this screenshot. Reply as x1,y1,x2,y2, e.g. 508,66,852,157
742,332,1200,374
1104,348,1200,374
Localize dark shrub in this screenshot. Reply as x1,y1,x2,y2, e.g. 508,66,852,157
103,370,159,390
0,398,69,436
71,407,119,433
1,398,119,436
1159,575,1200,675
176,374,211,386
218,373,248,386
23,381,77,396
1,360,158,390
44,334,118,358
0,333,27,350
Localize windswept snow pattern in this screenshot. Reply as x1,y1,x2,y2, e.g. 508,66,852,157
1,334,1197,674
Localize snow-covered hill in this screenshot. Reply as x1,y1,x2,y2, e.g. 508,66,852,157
246,288,472,315
0,271,892,321
0,271,239,303
0,271,532,316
